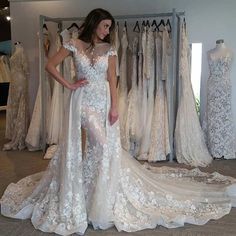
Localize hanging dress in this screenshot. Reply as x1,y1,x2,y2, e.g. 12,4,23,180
138,28,155,160
124,36,139,153
118,27,129,148
25,32,52,151
175,23,212,167
148,30,170,162
4,45,29,151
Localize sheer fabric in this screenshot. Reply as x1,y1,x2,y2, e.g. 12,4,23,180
1,39,236,236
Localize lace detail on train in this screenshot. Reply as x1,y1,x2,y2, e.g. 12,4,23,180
1,39,236,236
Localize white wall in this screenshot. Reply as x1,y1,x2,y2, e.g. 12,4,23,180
10,0,236,132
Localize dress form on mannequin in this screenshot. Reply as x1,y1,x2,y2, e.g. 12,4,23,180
208,39,233,60
203,40,236,159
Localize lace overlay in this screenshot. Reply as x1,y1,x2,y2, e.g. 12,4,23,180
203,49,236,159
1,39,236,236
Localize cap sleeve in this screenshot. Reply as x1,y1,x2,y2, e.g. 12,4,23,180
107,46,117,57
63,39,77,53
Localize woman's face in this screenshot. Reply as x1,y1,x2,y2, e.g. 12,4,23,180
94,19,112,42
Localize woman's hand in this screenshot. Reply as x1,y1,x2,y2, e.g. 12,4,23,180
108,107,119,126
66,78,89,90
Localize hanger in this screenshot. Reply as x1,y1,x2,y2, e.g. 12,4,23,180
67,22,79,30
157,19,165,32
141,20,150,28
183,17,186,29
133,20,140,32
166,19,172,32
151,20,158,31
43,23,48,31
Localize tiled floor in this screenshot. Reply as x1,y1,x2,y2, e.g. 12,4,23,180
0,111,236,236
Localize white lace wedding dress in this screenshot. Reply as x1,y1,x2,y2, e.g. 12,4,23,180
1,39,236,236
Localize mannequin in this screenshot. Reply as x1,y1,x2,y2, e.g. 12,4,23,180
207,39,233,61
203,40,235,159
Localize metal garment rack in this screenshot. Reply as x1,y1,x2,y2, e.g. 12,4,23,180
39,9,185,161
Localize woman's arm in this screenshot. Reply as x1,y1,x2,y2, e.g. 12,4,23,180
46,47,88,90
107,55,119,125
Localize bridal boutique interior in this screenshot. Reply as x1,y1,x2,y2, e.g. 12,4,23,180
1,0,236,235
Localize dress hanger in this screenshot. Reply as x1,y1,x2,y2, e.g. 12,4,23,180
166,19,172,33
142,20,150,28
157,19,165,32
151,20,158,31
67,22,80,30
183,17,186,29
133,20,140,32
43,23,48,31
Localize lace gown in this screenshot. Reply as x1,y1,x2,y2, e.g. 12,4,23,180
4,46,29,151
1,39,236,236
203,46,236,159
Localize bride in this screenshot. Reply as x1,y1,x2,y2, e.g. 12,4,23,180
1,8,236,236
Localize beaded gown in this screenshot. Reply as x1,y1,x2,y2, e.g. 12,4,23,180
1,39,236,236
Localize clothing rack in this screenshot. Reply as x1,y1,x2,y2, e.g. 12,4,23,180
39,9,185,162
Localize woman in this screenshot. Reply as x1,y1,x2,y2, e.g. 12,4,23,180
1,8,236,236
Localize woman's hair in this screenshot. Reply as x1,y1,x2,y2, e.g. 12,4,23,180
79,8,115,46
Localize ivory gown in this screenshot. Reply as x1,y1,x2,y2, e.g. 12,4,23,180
1,39,236,236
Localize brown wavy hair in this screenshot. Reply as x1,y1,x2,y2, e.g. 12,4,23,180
79,8,115,47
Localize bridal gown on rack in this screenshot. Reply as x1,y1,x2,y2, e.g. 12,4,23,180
25,32,52,151
139,28,155,160
148,29,170,162
4,45,29,151
118,27,129,148
1,38,236,236
124,37,139,154
175,23,212,167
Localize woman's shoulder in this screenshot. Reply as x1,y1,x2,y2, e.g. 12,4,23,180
63,38,78,52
